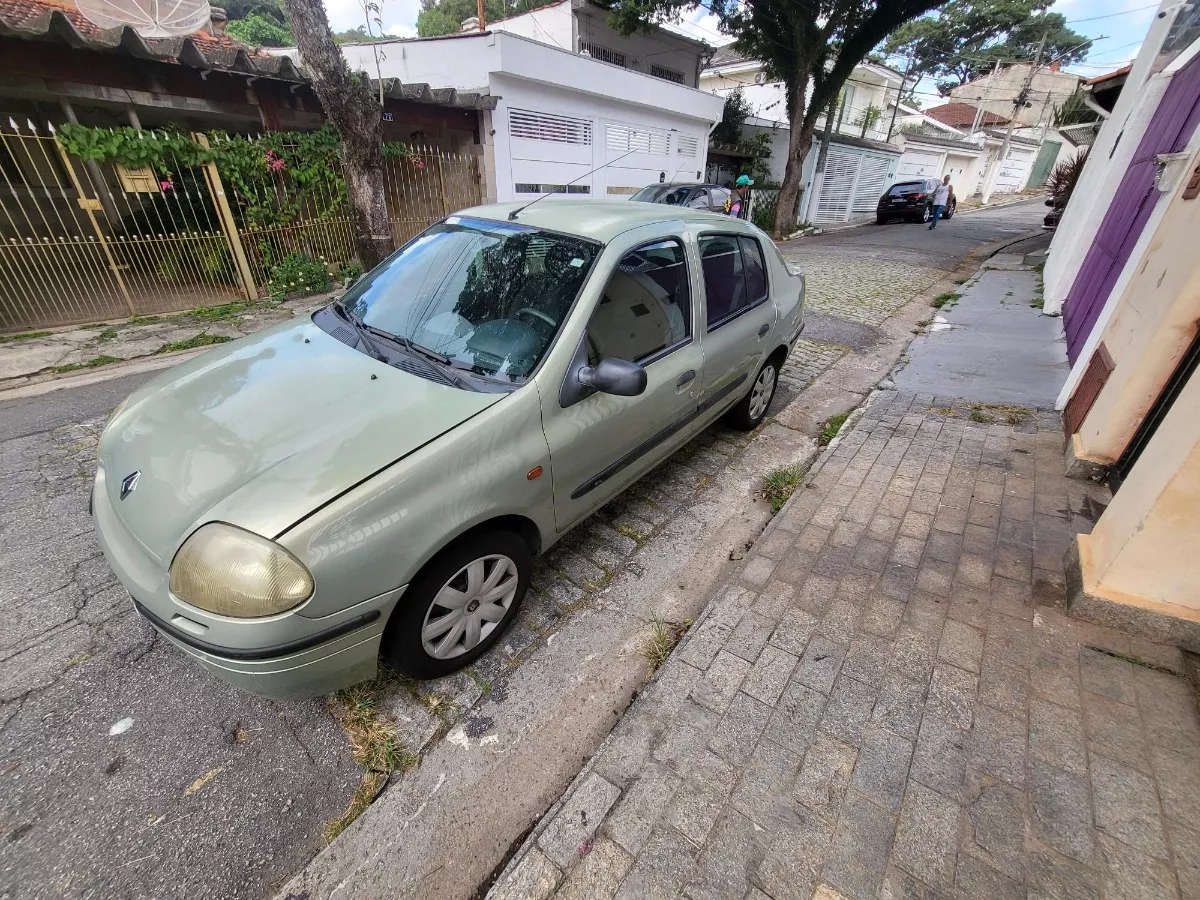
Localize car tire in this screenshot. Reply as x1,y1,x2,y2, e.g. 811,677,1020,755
920,205,931,224
725,355,781,431
381,530,532,679
876,216,888,225
944,201,956,220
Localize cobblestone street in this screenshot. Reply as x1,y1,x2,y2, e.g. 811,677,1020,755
492,393,1200,900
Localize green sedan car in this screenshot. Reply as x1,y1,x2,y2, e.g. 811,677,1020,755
92,201,805,698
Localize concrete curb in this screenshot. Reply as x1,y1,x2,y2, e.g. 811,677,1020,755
0,348,211,401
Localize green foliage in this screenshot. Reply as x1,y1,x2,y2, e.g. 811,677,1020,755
223,0,288,25
818,412,849,446
57,124,207,170
713,88,754,145
226,12,295,46
332,24,401,43
761,464,808,513
50,355,124,373
416,0,562,36
883,1,1090,94
157,333,234,354
268,252,330,298
931,291,958,308
0,330,51,343
1046,147,1088,209
1053,88,1100,126
854,102,884,134
336,261,365,284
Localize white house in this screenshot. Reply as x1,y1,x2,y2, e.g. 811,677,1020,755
895,132,985,191
336,9,723,203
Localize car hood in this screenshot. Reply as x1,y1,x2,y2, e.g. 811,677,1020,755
99,317,504,564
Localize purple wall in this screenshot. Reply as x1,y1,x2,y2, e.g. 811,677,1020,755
1063,54,1200,365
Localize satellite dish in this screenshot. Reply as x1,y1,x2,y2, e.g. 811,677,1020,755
75,0,214,38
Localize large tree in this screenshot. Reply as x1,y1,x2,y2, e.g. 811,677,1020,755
282,0,393,268
883,0,1090,96
605,0,947,237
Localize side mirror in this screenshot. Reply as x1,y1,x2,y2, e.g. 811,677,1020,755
577,357,647,397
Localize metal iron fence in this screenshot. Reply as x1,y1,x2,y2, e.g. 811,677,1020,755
0,123,484,333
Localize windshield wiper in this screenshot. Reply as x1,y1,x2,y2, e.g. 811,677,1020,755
333,300,388,363
358,322,476,392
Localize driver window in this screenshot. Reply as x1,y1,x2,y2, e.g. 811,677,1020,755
687,189,710,209
587,239,690,365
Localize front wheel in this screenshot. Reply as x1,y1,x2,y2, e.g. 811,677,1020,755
943,201,956,220
725,357,780,431
382,531,532,679
920,205,932,224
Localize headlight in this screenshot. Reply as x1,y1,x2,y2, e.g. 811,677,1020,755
169,523,314,618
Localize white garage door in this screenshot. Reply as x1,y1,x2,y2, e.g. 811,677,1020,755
897,147,941,179
994,146,1035,194
814,146,899,224
508,108,594,198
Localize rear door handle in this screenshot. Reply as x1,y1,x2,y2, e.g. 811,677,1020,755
758,324,770,337
677,370,696,387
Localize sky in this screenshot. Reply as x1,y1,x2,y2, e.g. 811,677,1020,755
317,0,1163,82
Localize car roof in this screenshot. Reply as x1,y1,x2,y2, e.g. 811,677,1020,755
453,200,748,243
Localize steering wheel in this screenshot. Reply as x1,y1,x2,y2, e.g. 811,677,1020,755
516,307,557,330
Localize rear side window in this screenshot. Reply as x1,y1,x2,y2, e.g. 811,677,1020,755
700,234,770,329
887,182,923,196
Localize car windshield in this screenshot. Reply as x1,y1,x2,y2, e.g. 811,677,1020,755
630,185,692,205
340,217,599,383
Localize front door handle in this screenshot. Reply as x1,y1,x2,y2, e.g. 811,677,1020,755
677,370,696,388
758,324,770,337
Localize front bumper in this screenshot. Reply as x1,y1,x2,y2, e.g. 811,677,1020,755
92,465,403,699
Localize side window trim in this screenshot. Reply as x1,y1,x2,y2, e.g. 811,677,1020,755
698,230,771,335
738,235,770,306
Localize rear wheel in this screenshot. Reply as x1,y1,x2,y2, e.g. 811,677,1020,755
382,530,532,679
944,200,956,220
920,204,932,224
876,215,888,225
725,356,780,431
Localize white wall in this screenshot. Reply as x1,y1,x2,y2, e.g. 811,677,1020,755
1042,1,1184,316
489,1,574,49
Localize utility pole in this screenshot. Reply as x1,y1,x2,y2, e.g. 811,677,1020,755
982,31,1046,205
477,0,486,29
885,55,915,143
968,59,1002,136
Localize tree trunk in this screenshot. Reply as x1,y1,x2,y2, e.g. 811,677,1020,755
283,0,393,269
772,96,818,240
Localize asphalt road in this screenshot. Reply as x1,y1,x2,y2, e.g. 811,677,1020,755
0,200,1044,900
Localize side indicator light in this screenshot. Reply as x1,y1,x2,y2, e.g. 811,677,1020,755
527,466,544,481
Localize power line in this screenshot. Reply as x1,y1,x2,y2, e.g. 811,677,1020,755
1062,3,1158,24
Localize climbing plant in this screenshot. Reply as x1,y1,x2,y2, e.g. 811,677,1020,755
55,124,422,231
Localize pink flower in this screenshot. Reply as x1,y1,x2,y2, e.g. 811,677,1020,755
159,178,174,191
411,158,426,170
265,150,286,171
270,158,286,171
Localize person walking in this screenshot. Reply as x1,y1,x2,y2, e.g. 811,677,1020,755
725,174,753,219
929,174,951,230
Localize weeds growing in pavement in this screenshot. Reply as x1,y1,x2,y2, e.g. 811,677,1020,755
324,669,420,843
969,411,995,424
818,413,849,447
50,355,123,374
641,619,689,675
157,333,233,354
931,292,957,309
0,330,51,343
762,463,809,513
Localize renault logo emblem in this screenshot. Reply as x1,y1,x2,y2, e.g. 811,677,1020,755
119,471,140,500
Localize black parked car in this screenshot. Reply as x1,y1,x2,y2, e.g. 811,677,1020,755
630,183,732,213
876,178,957,225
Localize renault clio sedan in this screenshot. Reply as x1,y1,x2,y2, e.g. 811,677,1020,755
92,201,805,698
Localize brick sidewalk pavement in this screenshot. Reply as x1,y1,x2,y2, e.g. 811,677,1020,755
490,391,1200,900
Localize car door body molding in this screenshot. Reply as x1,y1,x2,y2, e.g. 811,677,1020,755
570,371,746,500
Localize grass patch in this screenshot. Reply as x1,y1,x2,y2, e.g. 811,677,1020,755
970,403,1033,425
185,301,260,322
818,413,849,447
66,651,92,668
50,354,124,374
324,670,420,843
0,330,52,344
157,333,233,354
127,315,163,326
968,411,995,424
931,291,957,309
95,327,118,342
762,463,808,513
641,619,689,675
614,523,649,545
